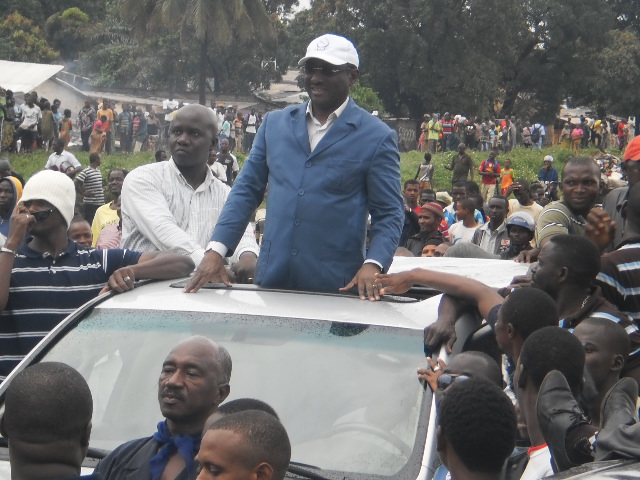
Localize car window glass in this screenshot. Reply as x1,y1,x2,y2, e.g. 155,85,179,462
38,308,430,477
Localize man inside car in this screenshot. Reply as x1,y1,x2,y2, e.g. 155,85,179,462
0,170,195,382
96,336,231,480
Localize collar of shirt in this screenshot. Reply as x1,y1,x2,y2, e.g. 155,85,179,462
19,237,77,259
306,97,350,152
480,221,506,234
168,158,215,193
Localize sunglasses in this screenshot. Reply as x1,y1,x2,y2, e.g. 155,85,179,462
30,209,55,222
302,64,354,76
436,373,470,391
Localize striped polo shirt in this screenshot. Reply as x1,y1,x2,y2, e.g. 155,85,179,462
75,166,105,206
597,238,640,325
0,240,141,381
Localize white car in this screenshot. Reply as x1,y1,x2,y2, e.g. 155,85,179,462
0,257,529,478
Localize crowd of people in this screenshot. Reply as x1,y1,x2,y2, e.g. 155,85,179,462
418,112,634,155
0,89,263,157
0,32,640,480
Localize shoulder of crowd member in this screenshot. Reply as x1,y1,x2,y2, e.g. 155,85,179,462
535,200,573,244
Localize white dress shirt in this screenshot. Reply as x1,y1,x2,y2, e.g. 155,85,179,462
305,97,349,151
121,159,259,264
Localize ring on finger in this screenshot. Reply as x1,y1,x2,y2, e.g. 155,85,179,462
124,276,131,282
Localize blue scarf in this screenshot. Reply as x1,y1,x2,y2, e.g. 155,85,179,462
149,420,201,480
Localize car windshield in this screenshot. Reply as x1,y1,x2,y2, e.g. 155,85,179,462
38,307,430,478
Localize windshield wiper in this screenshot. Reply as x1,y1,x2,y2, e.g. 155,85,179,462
287,462,335,480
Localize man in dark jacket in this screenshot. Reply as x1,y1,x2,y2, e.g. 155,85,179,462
95,336,231,480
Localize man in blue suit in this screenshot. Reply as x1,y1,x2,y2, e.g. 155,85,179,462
185,34,403,300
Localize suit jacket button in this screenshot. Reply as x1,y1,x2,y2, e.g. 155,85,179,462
298,189,304,195
291,249,297,255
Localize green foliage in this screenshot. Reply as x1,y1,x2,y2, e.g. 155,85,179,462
286,0,617,121
400,146,607,192
570,29,640,118
6,151,154,182
0,0,107,24
61,7,89,21
7,149,247,184
117,0,279,102
45,7,92,60
5,144,601,192
351,83,385,115
0,12,59,63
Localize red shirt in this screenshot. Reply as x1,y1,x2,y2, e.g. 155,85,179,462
479,159,501,185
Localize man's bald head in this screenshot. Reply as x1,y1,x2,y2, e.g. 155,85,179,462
170,335,232,383
169,105,219,168
173,104,218,138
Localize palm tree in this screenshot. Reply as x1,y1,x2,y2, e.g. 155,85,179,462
119,0,277,104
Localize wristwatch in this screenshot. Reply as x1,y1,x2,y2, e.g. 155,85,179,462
0,247,16,255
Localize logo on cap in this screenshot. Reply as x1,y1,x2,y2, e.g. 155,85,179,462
316,38,330,51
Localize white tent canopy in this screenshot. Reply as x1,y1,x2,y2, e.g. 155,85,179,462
0,60,64,94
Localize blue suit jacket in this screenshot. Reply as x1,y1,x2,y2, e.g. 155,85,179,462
212,98,403,292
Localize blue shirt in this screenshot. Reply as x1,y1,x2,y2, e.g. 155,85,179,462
537,166,558,188
0,240,141,381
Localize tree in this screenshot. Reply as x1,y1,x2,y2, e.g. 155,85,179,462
0,12,58,63
118,0,277,104
286,0,615,121
0,0,108,25
570,29,640,118
45,7,92,60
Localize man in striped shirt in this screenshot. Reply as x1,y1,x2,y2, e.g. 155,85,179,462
74,152,105,224
518,156,600,262
0,170,194,382
597,182,640,327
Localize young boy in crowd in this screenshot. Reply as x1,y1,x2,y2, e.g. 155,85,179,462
448,198,479,244
68,218,93,249
573,318,629,427
415,153,434,191
197,410,291,480
500,212,535,260
437,378,516,480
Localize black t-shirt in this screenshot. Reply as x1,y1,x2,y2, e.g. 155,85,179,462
216,152,236,185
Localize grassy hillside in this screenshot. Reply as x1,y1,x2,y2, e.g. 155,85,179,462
400,146,613,191
4,145,616,189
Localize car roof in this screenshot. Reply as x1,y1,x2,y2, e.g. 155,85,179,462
93,257,529,330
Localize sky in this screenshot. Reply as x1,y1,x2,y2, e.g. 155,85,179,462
294,0,311,11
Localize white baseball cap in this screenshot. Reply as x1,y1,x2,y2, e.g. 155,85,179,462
298,34,359,68
544,155,554,162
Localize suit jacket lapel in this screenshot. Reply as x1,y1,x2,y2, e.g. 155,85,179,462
291,104,311,155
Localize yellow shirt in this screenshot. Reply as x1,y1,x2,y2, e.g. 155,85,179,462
91,203,120,246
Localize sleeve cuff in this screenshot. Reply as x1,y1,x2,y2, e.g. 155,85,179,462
364,259,383,271
206,241,228,258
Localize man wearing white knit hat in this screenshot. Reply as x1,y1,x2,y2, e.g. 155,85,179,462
0,170,194,382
